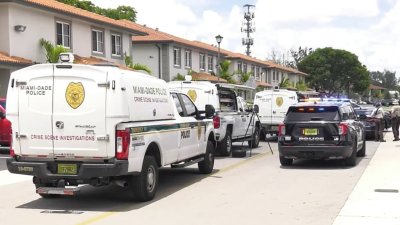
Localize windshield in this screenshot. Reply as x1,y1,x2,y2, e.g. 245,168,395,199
354,108,374,116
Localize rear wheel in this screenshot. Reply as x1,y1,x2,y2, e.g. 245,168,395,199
345,139,357,166
279,156,293,166
248,126,260,148
198,141,215,174
129,156,158,202
217,130,232,156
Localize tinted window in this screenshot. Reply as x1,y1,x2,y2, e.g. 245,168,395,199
171,94,184,116
286,106,340,121
181,94,197,116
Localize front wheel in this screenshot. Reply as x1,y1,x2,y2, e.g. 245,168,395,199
129,156,159,202
279,156,293,166
357,137,366,157
198,141,215,174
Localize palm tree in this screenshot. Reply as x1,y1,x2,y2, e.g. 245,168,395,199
218,60,235,83
239,71,252,84
279,77,292,88
39,38,68,63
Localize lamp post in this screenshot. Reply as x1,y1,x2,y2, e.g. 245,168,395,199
215,34,223,81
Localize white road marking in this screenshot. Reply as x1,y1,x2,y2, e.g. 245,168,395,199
0,170,31,186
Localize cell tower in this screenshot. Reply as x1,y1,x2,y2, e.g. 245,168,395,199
241,4,255,56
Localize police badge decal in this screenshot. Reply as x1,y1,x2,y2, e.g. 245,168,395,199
66,82,85,109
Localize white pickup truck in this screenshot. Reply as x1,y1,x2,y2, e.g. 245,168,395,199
6,61,216,202
168,80,260,157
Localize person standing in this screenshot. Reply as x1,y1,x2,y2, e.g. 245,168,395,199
391,105,400,141
374,103,386,142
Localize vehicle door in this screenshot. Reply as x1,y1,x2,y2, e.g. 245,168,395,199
52,65,108,158
237,96,253,137
271,92,289,129
16,65,54,156
348,106,364,147
173,93,200,160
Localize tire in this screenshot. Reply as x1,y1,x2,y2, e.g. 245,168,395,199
248,126,260,148
279,156,293,166
129,156,158,202
217,129,232,156
259,129,266,141
198,141,215,174
357,137,366,157
232,150,246,158
345,138,357,166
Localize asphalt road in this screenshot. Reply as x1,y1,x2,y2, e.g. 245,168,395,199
0,139,380,225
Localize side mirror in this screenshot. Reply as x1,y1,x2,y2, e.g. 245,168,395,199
253,105,259,114
0,111,4,119
205,104,215,118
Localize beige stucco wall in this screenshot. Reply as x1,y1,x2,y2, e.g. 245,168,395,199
131,43,160,78
0,4,10,53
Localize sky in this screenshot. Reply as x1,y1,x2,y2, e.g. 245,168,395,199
92,0,400,74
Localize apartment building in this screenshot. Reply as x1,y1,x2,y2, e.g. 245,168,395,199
0,0,146,96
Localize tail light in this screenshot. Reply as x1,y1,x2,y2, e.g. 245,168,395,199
116,129,130,160
10,148,15,157
213,116,221,129
338,122,348,135
278,123,286,136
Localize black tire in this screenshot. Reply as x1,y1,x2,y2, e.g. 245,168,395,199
345,139,357,166
129,156,158,202
357,137,366,157
279,156,293,166
259,129,266,141
217,129,232,156
248,126,260,148
198,141,215,174
232,150,247,158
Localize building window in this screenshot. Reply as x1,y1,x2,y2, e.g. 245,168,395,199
255,66,261,81
199,53,206,71
207,55,213,72
243,63,247,73
92,29,104,54
173,47,182,67
56,21,71,48
111,33,122,56
251,65,255,76
237,62,242,73
184,50,192,68
273,71,277,82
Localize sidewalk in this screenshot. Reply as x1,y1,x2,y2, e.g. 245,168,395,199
332,131,400,225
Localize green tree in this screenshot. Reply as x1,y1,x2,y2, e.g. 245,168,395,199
239,71,252,83
124,53,151,74
57,0,137,22
39,38,68,63
173,73,186,81
218,60,235,83
298,47,370,95
289,46,314,68
279,77,292,88
296,80,308,91
369,70,397,90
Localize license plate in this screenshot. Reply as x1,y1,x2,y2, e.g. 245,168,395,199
57,164,77,175
303,128,318,136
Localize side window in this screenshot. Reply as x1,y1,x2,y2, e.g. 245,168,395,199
181,94,197,116
348,106,357,119
171,94,184,117
219,89,237,112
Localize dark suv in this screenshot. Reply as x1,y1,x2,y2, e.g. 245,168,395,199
278,101,366,167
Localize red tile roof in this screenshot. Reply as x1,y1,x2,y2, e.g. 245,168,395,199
192,72,227,83
73,55,134,71
369,84,385,90
0,51,32,65
256,81,272,87
22,0,147,35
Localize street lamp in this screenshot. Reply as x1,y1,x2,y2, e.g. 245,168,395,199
215,34,223,80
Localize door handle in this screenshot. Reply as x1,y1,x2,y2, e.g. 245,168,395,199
55,121,64,129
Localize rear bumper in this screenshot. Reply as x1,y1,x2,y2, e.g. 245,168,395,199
278,145,353,160
7,158,129,180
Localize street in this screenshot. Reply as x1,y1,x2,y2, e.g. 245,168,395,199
0,139,380,225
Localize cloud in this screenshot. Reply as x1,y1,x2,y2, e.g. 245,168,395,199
91,0,400,74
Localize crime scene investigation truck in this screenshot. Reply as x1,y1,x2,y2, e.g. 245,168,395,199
6,59,216,202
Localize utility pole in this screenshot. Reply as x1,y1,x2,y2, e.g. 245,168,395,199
241,4,255,56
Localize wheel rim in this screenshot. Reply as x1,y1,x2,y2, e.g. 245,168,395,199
146,166,156,192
